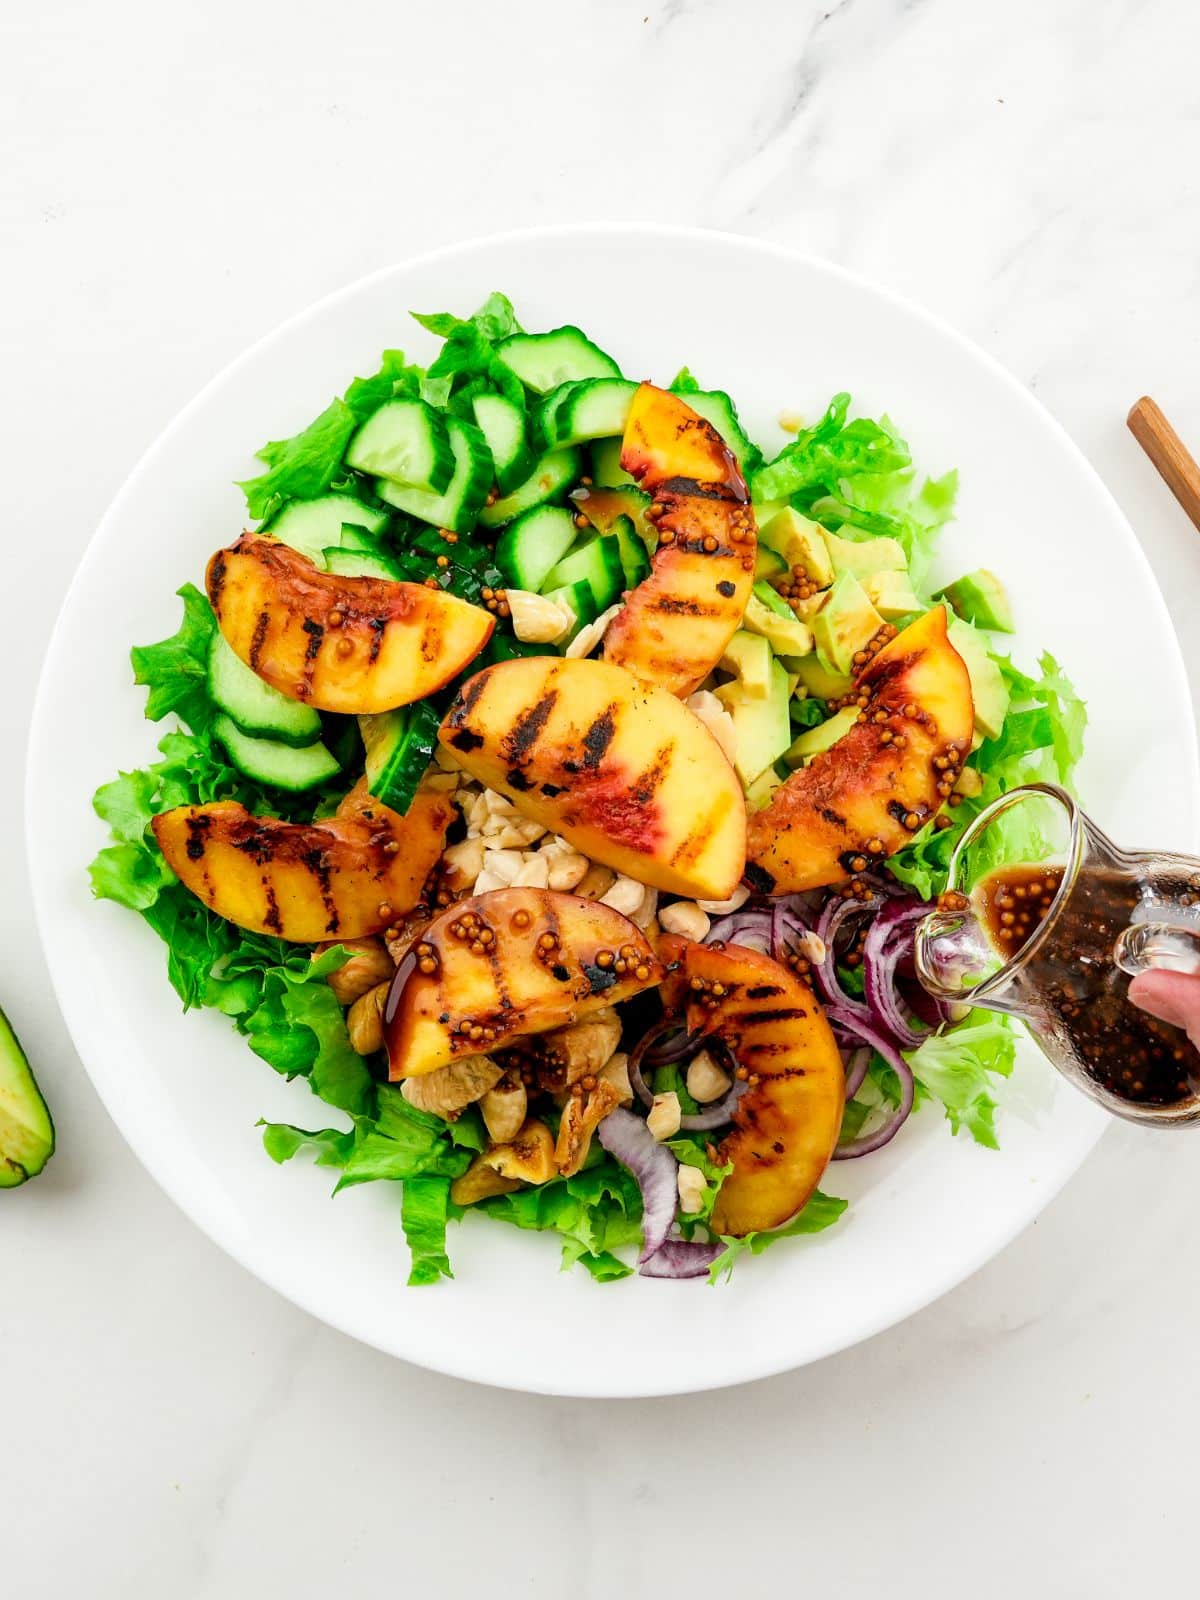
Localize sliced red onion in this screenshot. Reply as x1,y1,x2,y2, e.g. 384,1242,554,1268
862,901,930,1048
813,893,879,1016
706,909,773,951
596,1107,678,1264
644,1028,695,1065
639,1237,724,1278
628,1019,680,1110
826,1009,916,1159
679,1074,748,1132
843,1046,872,1100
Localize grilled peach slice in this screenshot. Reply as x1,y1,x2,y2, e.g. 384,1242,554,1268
603,385,756,698
385,887,663,1078
152,779,452,942
207,533,493,714
439,655,746,900
683,941,844,1236
746,606,974,893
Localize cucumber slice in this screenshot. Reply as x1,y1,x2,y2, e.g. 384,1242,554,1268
478,447,582,529
207,631,323,747
495,326,622,394
495,505,578,592
0,1005,54,1187
542,536,624,613
544,580,598,640
472,392,534,495
265,494,389,565
323,546,404,581
345,399,454,492
214,715,341,792
375,416,492,533
610,515,651,588
530,382,583,453
541,379,637,450
359,701,441,816
676,388,762,475
589,436,634,487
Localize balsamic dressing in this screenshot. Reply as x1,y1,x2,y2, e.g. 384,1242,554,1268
975,863,1200,1109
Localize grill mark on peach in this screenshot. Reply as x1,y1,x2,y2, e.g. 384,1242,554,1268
581,705,617,769
207,551,227,613
502,686,560,767
449,671,489,724
248,608,271,670
669,786,733,870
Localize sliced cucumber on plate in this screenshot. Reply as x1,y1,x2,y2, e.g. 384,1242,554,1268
264,494,389,565
375,416,492,533
535,379,637,451
472,392,533,495
359,701,442,815
207,632,323,746
214,715,341,791
542,535,624,613
494,326,622,393
478,446,582,529
323,546,405,582
495,504,578,592
345,398,455,492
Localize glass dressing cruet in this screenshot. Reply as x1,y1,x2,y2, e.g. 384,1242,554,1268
913,782,1200,1127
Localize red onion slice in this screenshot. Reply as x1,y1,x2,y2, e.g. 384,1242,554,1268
639,1237,724,1278
628,1020,681,1110
706,910,773,951
826,1008,916,1159
597,1107,679,1263
843,1046,872,1100
679,1074,748,1132
813,894,879,1016
862,902,931,1048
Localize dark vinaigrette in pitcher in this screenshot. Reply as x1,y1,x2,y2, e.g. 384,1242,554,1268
973,863,1200,1109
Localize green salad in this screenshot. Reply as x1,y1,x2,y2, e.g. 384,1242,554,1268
87,292,1085,1284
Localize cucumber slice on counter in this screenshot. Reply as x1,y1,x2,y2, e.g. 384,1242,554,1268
214,715,341,792
0,1005,54,1188
207,632,323,746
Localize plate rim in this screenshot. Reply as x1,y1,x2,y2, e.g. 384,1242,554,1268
26,222,1199,1395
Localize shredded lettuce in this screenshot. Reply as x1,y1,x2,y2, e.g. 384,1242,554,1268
905,1009,1016,1149
477,1153,642,1281
708,1189,848,1282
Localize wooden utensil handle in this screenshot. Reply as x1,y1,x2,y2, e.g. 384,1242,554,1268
1127,395,1200,532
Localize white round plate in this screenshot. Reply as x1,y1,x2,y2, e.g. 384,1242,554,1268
28,226,1198,1397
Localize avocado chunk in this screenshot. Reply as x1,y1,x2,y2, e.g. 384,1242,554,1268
716,657,792,784
0,1005,54,1187
947,615,1010,741
784,705,861,768
937,568,1014,633
759,507,834,588
742,583,815,657
811,571,884,676
753,545,788,583
744,765,785,812
864,569,922,620
788,652,855,701
719,630,773,699
822,528,907,580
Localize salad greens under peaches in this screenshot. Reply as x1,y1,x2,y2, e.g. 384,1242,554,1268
84,292,1085,1283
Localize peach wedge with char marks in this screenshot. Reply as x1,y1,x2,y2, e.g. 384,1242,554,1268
152,779,453,942
604,385,756,699
439,655,746,900
207,533,494,714
747,605,974,893
385,887,663,1079
682,941,844,1237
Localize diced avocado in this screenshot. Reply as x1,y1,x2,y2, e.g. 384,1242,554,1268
810,571,884,676
784,706,861,769
822,528,907,580
947,616,1010,741
719,630,773,699
0,1004,54,1187
937,568,1014,633
753,545,788,583
788,652,855,700
759,507,834,588
864,569,922,620
744,766,785,812
742,590,814,658
716,658,792,784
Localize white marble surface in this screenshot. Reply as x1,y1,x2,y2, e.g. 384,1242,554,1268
5,0,1200,1593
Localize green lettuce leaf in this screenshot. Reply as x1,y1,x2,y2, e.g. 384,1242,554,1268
129,584,217,732
401,1174,455,1286
411,293,526,404
904,1008,1016,1148
667,1135,732,1231
477,1153,641,1280
259,1121,355,1167
708,1189,848,1281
